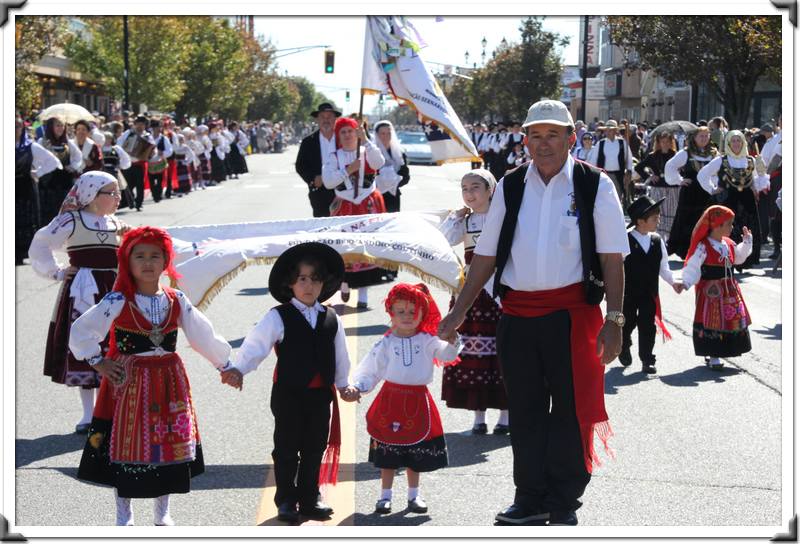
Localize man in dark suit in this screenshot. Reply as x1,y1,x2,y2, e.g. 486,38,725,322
295,103,341,217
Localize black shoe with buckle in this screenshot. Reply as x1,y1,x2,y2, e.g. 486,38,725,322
492,424,510,435
471,423,488,435
299,500,333,520
618,350,632,367
341,291,350,303
641,361,657,374
408,496,428,513
495,504,549,525
277,502,300,523
548,509,578,526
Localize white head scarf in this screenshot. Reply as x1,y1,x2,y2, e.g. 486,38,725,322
373,120,405,172
724,130,749,160
59,171,118,214
462,169,497,193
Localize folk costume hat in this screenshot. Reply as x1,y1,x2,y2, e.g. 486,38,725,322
268,242,345,304
311,102,342,118
113,226,181,302
724,130,749,160
627,195,666,228
385,282,442,338
59,170,119,214
334,116,359,150
685,205,735,265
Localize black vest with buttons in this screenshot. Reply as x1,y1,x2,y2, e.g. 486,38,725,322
625,232,662,297
596,138,626,172
274,304,338,389
493,160,604,304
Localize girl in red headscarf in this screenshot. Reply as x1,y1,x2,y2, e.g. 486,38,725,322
677,205,753,370
346,283,459,516
69,226,233,526
321,116,389,308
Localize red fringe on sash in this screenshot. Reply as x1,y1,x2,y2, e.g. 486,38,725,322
319,386,341,486
653,295,672,342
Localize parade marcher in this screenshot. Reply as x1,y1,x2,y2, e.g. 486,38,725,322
677,205,752,370
296,103,341,217
208,122,228,185
322,116,387,308
71,226,232,526
438,100,629,526
506,141,527,171
16,116,62,265
117,115,156,211
37,117,83,225
665,126,717,258
480,123,499,175
97,131,133,210
29,171,130,433
587,119,634,207
147,119,173,202
619,196,680,375
173,133,197,196
348,283,459,515
634,132,678,240
227,121,250,179
373,120,410,213
708,116,728,154
222,242,353,523
489,122,509,182
503,121,525,160
572,133,594,162
161,117,181,199
760,118,782,258
696,130,769,268
195,124,213,189
470,123,487,169
440,170,508,435
73,119,104,174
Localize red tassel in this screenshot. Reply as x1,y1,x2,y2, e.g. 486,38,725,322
319,387,341,486
653,295,672,342
580,420,615,474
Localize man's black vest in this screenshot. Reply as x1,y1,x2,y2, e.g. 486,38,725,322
274,304,338,389
625,232,662,297
493,160,605,305
597,138,626,172
103,147,120,175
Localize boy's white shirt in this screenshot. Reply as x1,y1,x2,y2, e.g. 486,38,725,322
627,228,675,286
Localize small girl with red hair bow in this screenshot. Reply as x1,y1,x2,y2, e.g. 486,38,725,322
69,226,233,526
346,283,459,516
677,205,753,370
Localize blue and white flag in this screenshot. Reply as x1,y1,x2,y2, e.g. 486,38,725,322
361,16,479,164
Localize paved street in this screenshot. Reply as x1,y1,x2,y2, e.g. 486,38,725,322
12,148,785,533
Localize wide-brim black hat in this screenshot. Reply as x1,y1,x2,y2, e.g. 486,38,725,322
627,196,666,228
268,242,345,304
311,102,342,118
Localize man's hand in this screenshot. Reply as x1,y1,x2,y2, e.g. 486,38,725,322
220,368,243,390
346,160,361,175
312,175,323,188
596,321,622,366
339,385,362,402
680,178,692,187
94,358,125,384
672,283,684,294
438,311,465,344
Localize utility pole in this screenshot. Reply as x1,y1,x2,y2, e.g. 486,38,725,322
123,16,130,112
580,15,589,122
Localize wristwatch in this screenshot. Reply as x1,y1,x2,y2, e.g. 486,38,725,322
87,354,104,367
605,311,626,328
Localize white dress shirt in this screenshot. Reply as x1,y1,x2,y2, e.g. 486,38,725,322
587,137,633,172
696,156,770,195
474,154,629,292
681,236,753,288
627,228,675,286
351,332,458,393
319,132,337,165
232,298,351,388
30,142,63,178
322,141,386,205
38,137,83,172
102,145,132,171
761,133,782,165
664,149,714,186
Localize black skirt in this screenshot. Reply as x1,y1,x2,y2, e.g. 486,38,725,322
692,324,752,358
367,435,448,473
228,145,249,174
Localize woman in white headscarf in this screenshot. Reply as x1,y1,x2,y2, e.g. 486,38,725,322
28,171,131,434
697,130,769,268
373,120,410,213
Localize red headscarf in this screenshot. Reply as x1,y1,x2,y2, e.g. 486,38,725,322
685,205,735,264
334,116,359,149
385,283,442,336
113,226,181,302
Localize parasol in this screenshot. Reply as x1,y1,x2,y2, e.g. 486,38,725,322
38,103,96,124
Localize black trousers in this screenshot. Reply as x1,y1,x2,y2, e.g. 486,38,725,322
270,384,332,507
164,161,174,198
123,164,146,210
606,171,628,207
382,191,401,213
496,311,591,512
150,169,165,201
622,291,657,364
308,188,335,218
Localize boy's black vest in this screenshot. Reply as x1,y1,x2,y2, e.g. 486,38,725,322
625,232,662,297
493,160,605,305
596,138,626,171
274,303,338,389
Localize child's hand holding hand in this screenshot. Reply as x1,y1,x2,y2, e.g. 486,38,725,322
673,283,684,294
220,368,243,390
742,226,752,242
339,385,361,403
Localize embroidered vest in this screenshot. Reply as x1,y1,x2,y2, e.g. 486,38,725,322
700,238,736,281
66,211,120,269
113,288,181,354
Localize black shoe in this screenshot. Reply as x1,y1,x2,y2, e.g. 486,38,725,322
495,504,549,525
641,363,657,375
75,423,90,434
374,499,391,514
341,291,350,303
618,350,632,367
299,501,333,520
407,496,428,513
277,502,300,523
356,302,368,309
769,251,781,259
492,424,510,435
548,509,578,526
471,423,488,435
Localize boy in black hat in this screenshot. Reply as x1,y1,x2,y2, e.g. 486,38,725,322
221,242,354,523
620,196,682,374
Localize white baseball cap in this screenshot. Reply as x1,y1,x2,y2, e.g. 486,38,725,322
522,100,574,129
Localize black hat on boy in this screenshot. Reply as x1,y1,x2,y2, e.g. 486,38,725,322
627,195,666,229
268,242,345,304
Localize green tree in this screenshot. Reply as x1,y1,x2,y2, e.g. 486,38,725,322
605,16,781,128
15,17,68,114
286,76,329,122
248,76,301,121
65,16,191,111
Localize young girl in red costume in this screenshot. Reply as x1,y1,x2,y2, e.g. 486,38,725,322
321,116,387,309
70,226,233,526
347,283,459,515
678,205,753,370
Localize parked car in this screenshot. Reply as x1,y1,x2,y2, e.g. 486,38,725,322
396,131,435,165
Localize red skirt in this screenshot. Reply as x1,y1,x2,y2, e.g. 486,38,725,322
330,190,386,216
366,382,443,446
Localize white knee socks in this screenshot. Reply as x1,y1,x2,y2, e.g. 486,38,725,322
115,491,133,526
358,288,368,305
497,410,509,426
154,494,174,526
473,410,486,425
79,388,95,425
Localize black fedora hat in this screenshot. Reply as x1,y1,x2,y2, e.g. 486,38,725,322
311,102,342,118
627,195,666,228
268,242,345,304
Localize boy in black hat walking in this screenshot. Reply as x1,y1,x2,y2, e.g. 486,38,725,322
221,243,355,523
620,196,682,374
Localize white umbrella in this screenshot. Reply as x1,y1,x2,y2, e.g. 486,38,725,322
38,103,96,124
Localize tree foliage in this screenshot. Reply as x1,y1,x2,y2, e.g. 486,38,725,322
605,16,781,127
15,17,68,113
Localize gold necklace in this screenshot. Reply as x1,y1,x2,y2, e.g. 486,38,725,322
128,295,173,347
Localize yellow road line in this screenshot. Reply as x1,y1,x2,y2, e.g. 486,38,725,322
255,296,359,526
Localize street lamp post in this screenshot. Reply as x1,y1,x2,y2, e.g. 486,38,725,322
464,50,470,66
123,15,130,112
481,36,487,65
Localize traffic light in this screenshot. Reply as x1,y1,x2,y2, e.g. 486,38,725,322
378,93,384,104
324,50,335,73
345,90,350,102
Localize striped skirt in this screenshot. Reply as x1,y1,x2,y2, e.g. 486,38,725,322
647,185,681,242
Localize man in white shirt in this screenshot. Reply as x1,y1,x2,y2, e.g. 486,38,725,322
587,119,634,207
295,103,341,217
439,100,628,527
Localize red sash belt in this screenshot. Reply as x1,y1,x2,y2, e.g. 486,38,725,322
502,282,614,473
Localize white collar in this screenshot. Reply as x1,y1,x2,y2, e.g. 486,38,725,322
526,154,574,185
290,297,324,314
